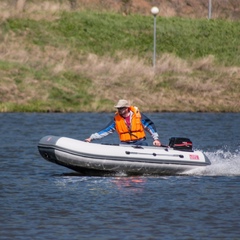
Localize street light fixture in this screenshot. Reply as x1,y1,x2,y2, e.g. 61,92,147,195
151,6,159,68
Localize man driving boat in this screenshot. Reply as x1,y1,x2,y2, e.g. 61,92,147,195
85,99,161,146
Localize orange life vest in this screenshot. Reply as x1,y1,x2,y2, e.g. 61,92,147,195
114,106,146,142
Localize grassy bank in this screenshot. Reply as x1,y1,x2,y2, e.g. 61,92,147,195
0,10,240,112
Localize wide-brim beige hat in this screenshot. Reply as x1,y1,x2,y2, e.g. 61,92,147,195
114,99,130,108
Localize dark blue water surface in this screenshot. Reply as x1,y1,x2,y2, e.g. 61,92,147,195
1,113,240,239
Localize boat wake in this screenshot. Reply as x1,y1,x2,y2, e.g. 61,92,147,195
183,148,240,176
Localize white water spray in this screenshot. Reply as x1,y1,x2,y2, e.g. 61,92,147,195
184,148,240,176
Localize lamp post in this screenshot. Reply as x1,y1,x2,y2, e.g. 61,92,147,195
151,6,159,68
208,0,212,19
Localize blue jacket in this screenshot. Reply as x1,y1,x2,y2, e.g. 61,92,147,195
89,112,159,141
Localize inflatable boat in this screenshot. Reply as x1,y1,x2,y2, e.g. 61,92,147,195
38,136,211,176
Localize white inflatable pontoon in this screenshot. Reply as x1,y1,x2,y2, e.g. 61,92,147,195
38,136,211,176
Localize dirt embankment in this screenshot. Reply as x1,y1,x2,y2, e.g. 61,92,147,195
0,0,240,112
2,0,240,20
117,0,240,20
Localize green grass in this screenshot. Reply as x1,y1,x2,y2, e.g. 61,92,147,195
2,11,240,65
1,10,240,112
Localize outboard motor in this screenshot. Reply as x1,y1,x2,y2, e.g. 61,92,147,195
169,137,193,152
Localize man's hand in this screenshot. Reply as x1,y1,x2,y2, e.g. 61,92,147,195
85,138,91,142
153,139,161,146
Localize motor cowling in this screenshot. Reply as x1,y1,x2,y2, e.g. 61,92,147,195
169,137,193,151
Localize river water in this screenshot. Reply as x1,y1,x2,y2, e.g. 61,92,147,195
1,113,240,239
